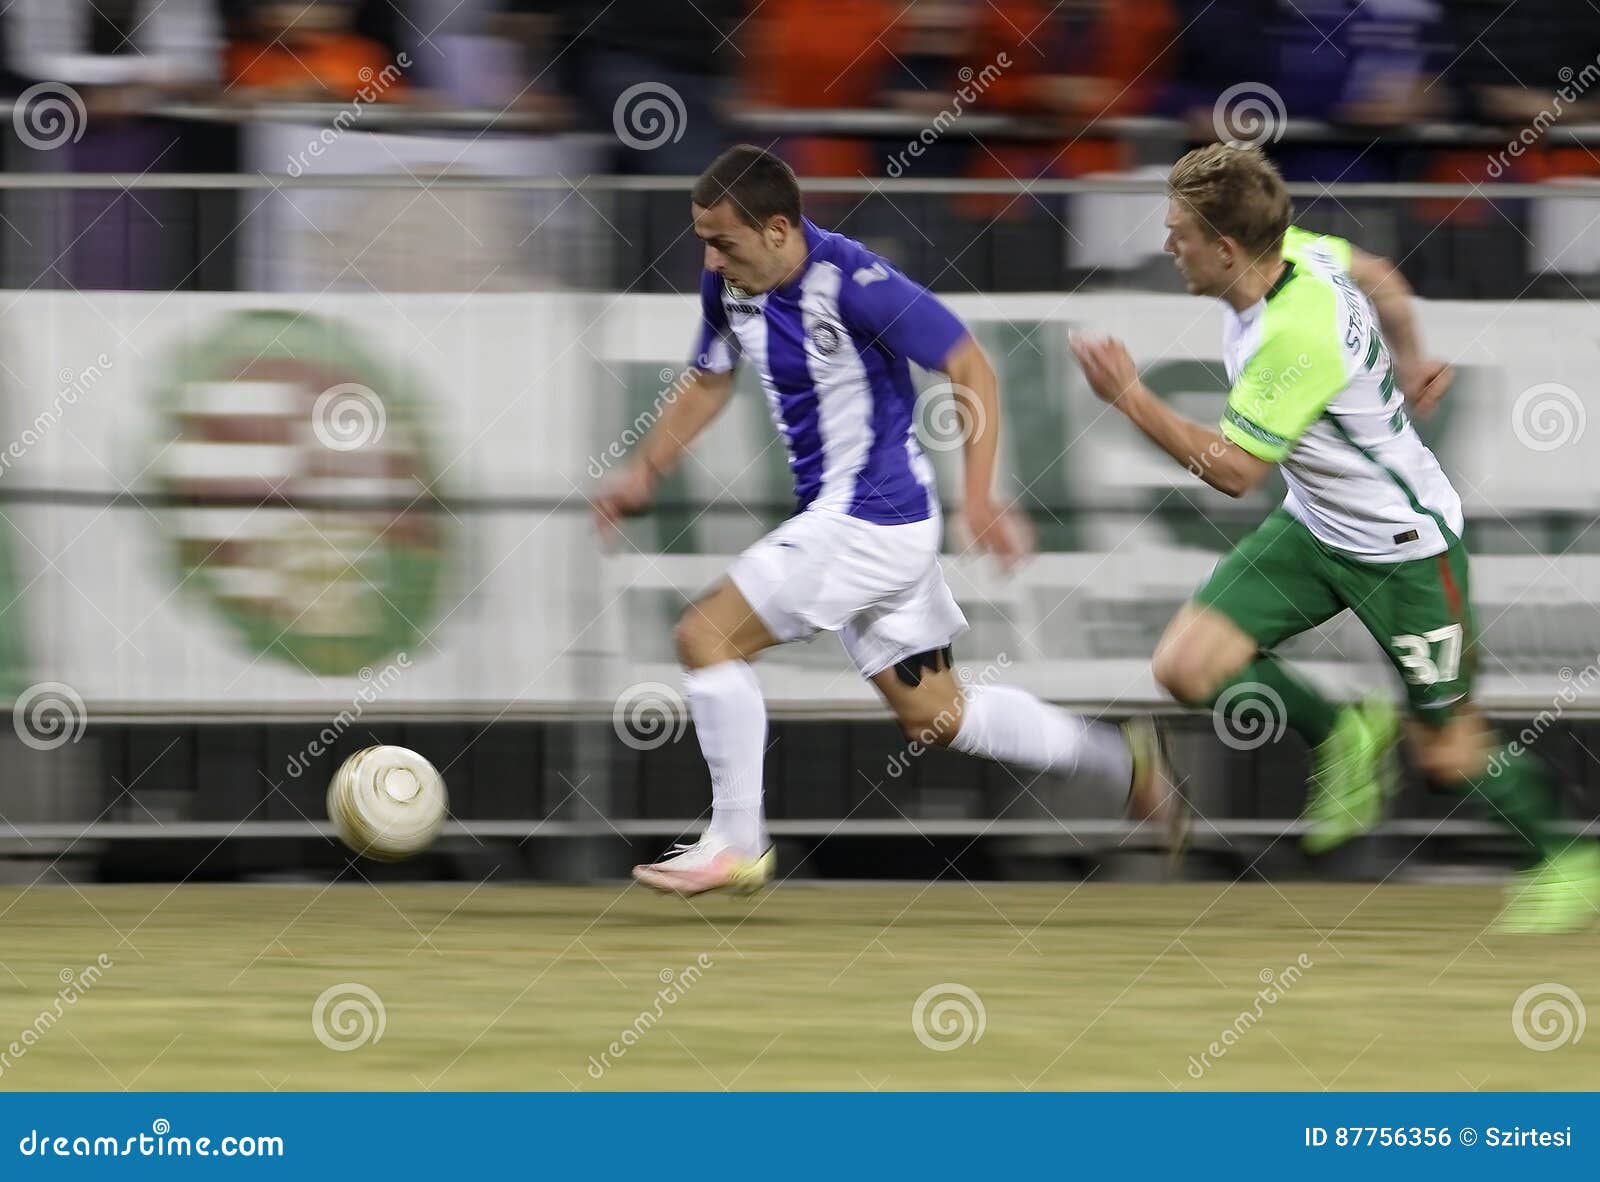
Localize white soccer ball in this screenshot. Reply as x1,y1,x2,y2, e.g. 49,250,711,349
327,745,447,861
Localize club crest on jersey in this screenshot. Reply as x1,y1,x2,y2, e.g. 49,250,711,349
808,320,843,357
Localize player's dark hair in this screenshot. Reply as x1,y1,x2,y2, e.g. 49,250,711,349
692,145,803,231
1168,143,1293,258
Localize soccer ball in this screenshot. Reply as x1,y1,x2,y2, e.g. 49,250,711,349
327,745,447,861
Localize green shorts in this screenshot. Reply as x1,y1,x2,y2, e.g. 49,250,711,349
1193,508,1475,722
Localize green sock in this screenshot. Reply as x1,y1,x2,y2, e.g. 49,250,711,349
1206,655,1340,748
1465,747,1567,866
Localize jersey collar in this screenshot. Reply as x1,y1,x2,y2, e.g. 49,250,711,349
772,218,822,297
1264,258,1296,302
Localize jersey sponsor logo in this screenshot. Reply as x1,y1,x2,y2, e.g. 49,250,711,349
726,301,761,316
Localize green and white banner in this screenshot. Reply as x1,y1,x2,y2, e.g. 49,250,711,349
0,291,1593,714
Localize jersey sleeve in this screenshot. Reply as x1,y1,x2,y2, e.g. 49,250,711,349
1220,318,1348,462
689,269,740,374
837,257,969,370
1282,224,1353,271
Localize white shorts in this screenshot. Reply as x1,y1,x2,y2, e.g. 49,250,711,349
727,509,968,677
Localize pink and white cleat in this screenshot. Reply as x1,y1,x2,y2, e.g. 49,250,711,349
632,835,776,897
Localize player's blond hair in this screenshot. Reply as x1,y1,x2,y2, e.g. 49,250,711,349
1167,143,1292,258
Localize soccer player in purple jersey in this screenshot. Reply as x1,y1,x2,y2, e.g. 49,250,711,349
594,146,1182,895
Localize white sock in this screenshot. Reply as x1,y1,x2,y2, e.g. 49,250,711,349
949,685,1132,795
683,661,768,857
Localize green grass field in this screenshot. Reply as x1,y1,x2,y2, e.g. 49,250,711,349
0,881,1594,1091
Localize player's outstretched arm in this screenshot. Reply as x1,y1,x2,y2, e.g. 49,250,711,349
591,367,735,536
941,335,1035,567
1348,247,1453,417
1070,332,1273,499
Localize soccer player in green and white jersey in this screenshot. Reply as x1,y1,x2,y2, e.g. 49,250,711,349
1071,142,1600,933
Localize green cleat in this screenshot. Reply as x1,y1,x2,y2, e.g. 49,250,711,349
1493,845,1600,934
1300,697,1400,854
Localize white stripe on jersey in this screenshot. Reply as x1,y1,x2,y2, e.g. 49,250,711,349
729,297,784,440
800,263,875,511
702,332,738,374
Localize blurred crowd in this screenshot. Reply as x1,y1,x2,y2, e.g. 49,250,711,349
3,0,1599,296
4,0,1600,183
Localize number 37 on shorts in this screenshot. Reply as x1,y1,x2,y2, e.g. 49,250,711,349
1388,620,1472,717
1391,624,1463,687
1368,538,1476,720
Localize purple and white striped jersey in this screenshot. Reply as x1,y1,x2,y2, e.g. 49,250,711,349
690,219,970,525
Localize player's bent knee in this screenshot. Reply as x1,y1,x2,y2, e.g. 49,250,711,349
1417,742,1484,785
1409,727,1487,784
1151,649,1216,708
892,699,964,747
674,606,732,669
1414,745,1468,784
1407,714,1491,785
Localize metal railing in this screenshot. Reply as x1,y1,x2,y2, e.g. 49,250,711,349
19,99,1600,147
0,174,1593,199
0,171,1592,299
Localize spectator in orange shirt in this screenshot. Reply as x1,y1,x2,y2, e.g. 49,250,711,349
744,0,904,178
942,0,1175,215
226,0,408,102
